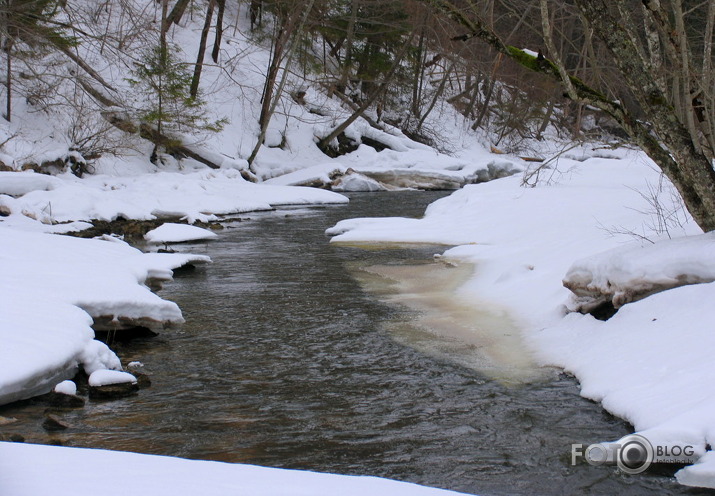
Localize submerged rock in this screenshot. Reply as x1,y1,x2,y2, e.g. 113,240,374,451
42,414,69,431
0,433,25,442
47,391,85,408
89,382,139,399
0,416,17,426
132,372,152,389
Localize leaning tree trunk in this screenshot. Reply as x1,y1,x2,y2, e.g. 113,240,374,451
317,30,416,154
247,0,315,168
166,0,191,29
211,0,225,63
574,0,715,232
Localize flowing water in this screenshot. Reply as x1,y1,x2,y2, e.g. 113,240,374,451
1,191,711,495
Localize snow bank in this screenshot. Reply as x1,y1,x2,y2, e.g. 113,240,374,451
4,169,347,226
678,452,715,489
145,223,217,243
0,442,471,496
563,232,715,311
329,150,700,323
532,282,715,456
327,149,715,487
0,227,208,405
0,298,92,405
0,171,62,196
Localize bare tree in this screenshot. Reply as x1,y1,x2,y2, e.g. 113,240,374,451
317,28,417,155
247,0,316,167
422,0,715,232
191,0,216,98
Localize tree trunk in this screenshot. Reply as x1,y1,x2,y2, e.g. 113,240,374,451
417,63,453,131
574,0,715,232
247,0,315,168
337,0,357,93
4,38,11,122
411,17,427,118
211,0,224,63
250,0,263,30
191,0,215,99
158,0,169,138
256,21,287,139
166,0,191,29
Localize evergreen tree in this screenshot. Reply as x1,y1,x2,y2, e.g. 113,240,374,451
127,41,225,159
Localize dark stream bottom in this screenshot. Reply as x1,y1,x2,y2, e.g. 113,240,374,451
1,191,712,496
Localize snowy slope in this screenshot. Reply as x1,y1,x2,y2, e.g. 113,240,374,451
0,1,485,185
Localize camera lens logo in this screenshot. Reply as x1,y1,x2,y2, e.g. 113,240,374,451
615,434,654,474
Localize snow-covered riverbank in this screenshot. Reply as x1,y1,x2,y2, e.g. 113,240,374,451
0,228,201,405
328,146,715,489
0,169,347,407
0,442,470,496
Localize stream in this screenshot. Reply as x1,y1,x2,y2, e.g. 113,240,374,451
1,191,711,495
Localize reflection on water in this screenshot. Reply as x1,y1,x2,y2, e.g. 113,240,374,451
1,191,710,496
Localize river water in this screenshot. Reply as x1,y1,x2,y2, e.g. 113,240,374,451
1,191,711,495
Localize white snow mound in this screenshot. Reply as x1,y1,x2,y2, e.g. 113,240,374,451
145,223,218,243
563,232,715,309
88,369,137,387
53,380,77,396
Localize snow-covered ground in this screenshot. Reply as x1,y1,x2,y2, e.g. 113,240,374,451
0,169,347,227
328,146,715,489
0,442,470,496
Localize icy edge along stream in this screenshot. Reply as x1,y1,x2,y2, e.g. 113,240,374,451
0,228,210,406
